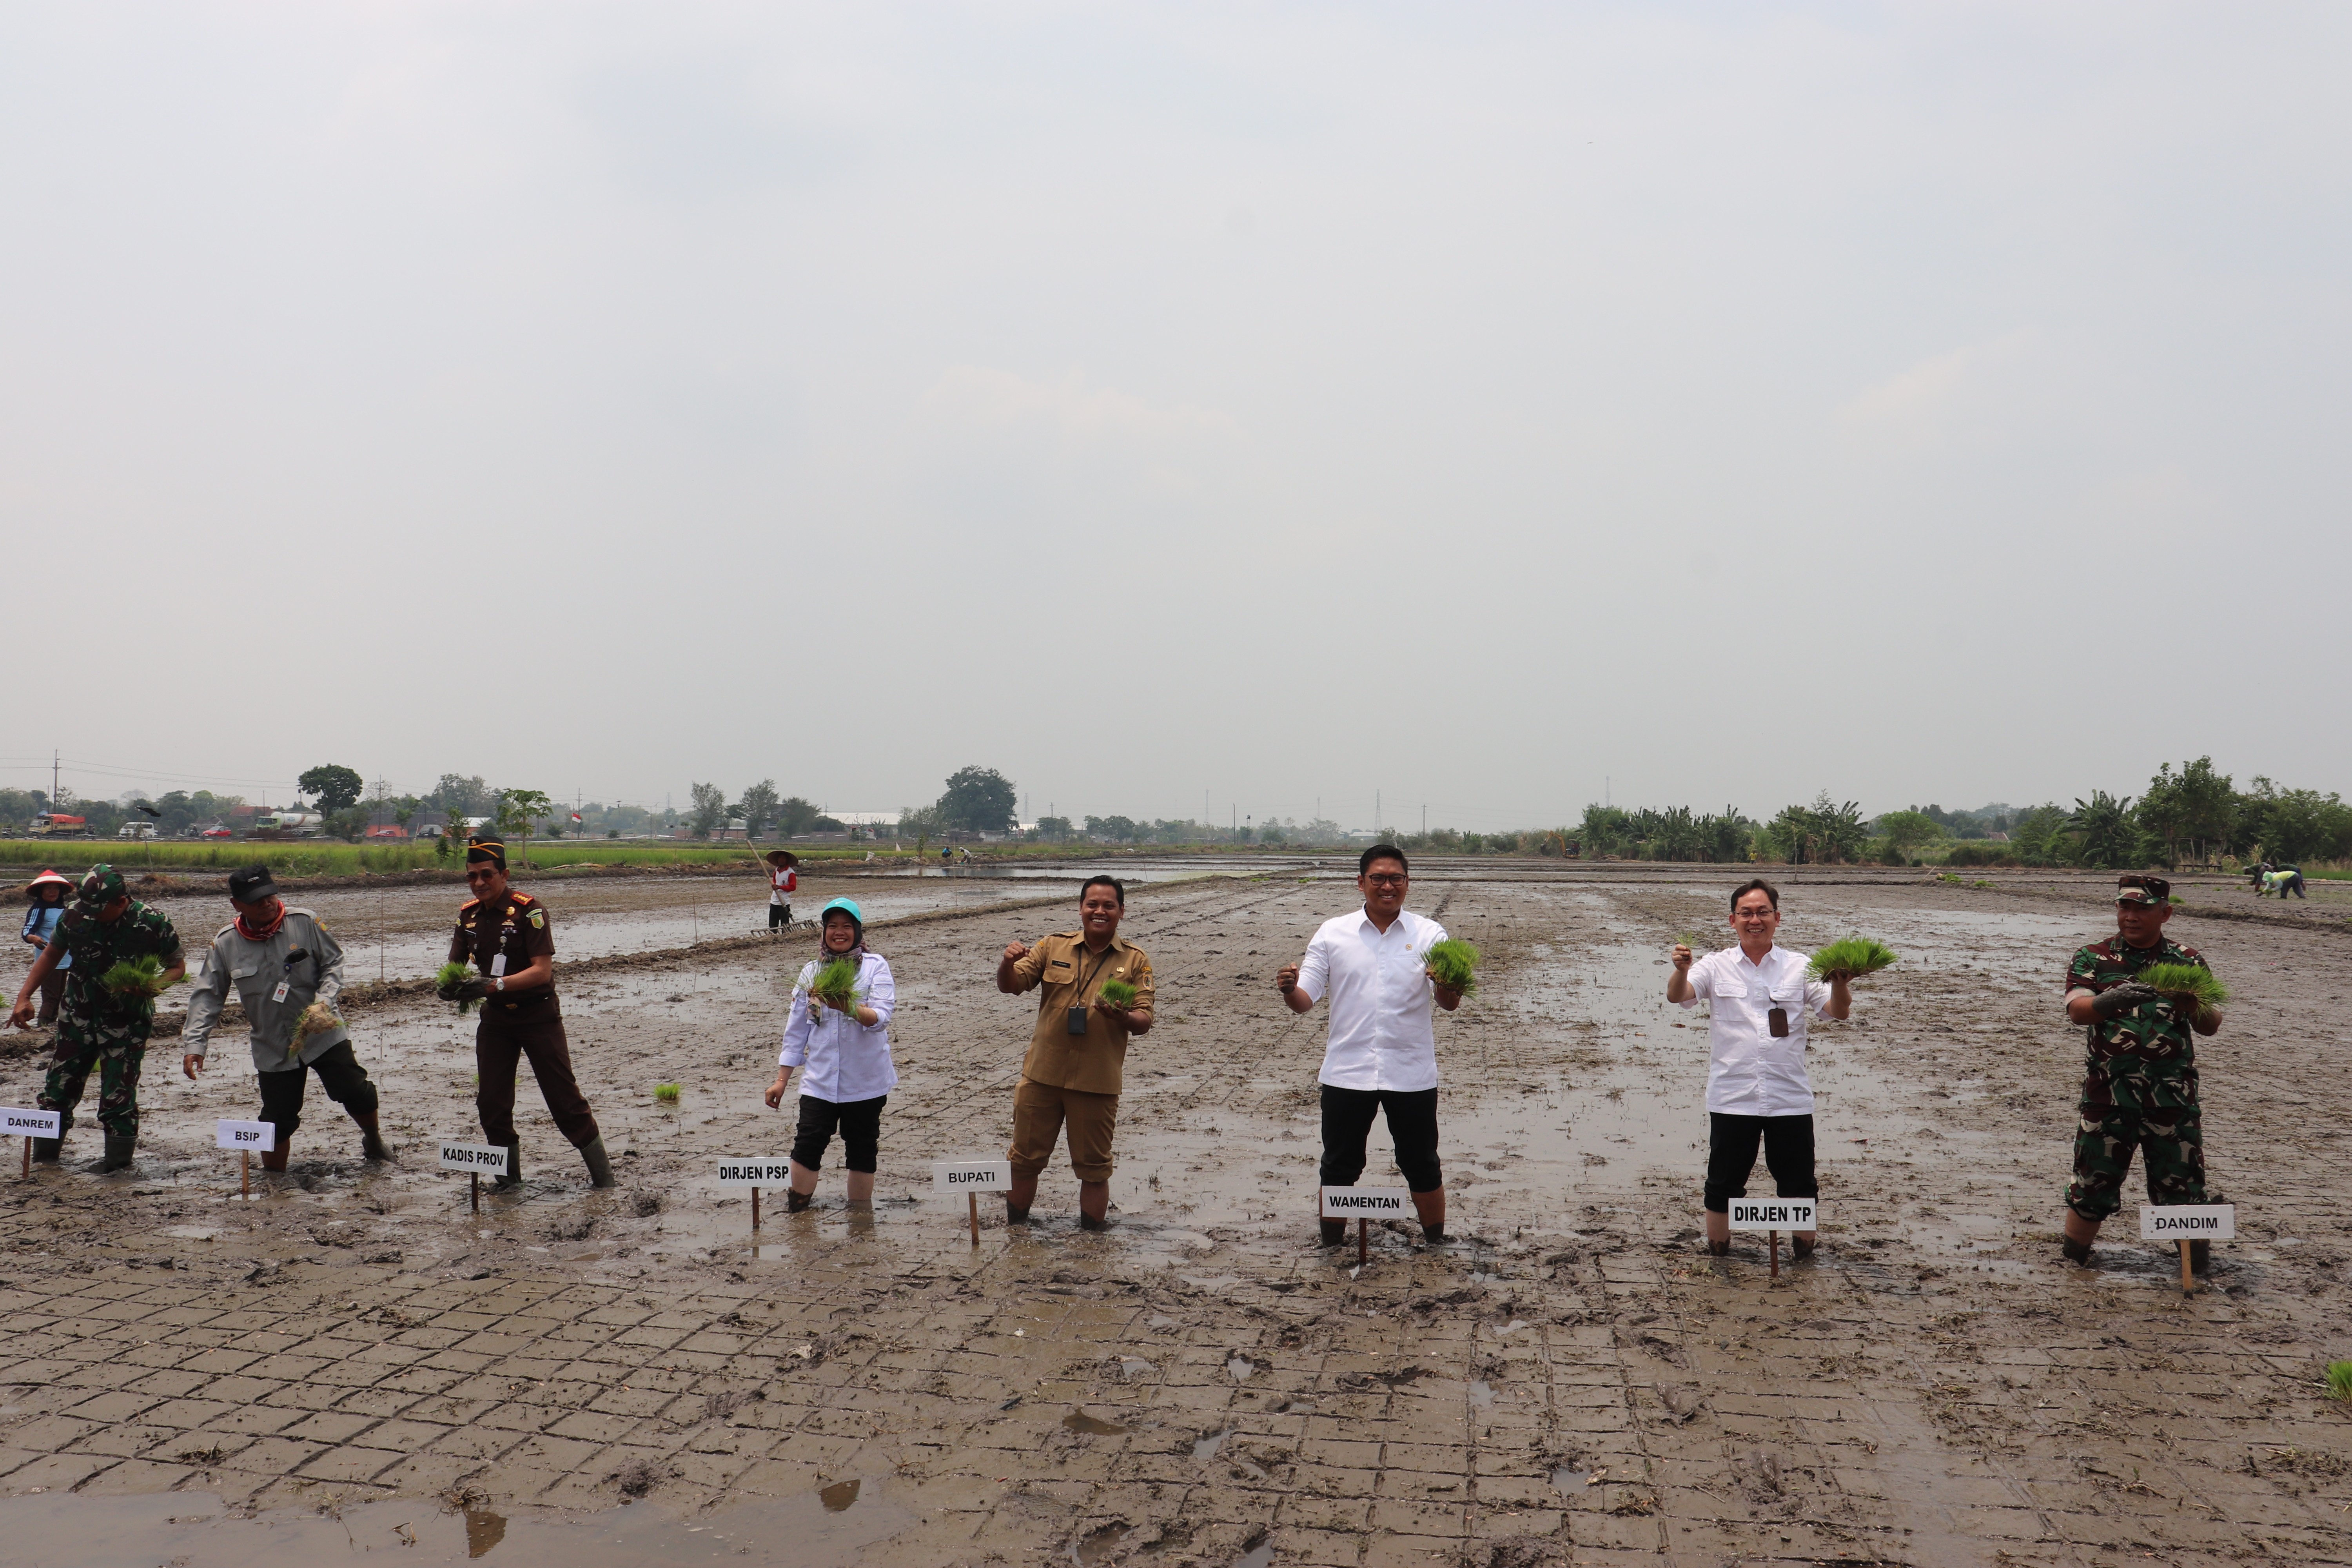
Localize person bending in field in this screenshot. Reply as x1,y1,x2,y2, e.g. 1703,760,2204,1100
1276,844,1464,1249
2058,874,2226,1270
765,898,896,1212
1668,878,1853,1260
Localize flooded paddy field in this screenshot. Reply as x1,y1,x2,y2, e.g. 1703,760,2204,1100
0,868,2346,1565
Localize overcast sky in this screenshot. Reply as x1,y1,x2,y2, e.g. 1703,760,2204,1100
5,4,2345,830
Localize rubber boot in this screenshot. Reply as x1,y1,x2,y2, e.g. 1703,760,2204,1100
99,1134,137,1172
355,1112,392,1162
261,1133,292,1174
1791,1235,1817,1261
1079,1212,1115,1232
1319,1219,1348,1248
578,1136,615,1189
2062,1237,2093,1265
1004,1198,1031,1226
31,1138,60,1164
2189,1239,2212,1275
1419,1222,1446,1245
1706,1239,1730,1258
786,1188,813,1213
491,1143,524,1192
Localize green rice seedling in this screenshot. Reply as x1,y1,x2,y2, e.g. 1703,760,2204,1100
1806,937,1899,983
1424,939,1480,998
435,960,482,1015
99,955,181,998
2138,963,2227,1019
1676,929,1709,952
294,1002,341,1042
654,1083,681,1103
2326,1361,2352,1401
1098,978,1138,1009
808,959,860,1007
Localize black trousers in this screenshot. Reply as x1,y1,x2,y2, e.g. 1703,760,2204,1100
1318,1084,1442,1194
475,996,599,1149
791,1093,886,1174
769,902,793,929
1704,1112,1817,1214
256,1040,380,1143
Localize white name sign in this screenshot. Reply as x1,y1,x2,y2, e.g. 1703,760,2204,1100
437,1140,510,1175
1726,1198,1818,1231
2140,1203,2234,1240
1321,1186,1412,1219
718,1159,794,1187
1,1106,61,1137
216,1119,276,1152
933,1160,1012,1195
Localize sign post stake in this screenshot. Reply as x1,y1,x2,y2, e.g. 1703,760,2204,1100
20,1137,27,1180
753,1187,761,1231
2179,1239,2193,1297
967,1191,979,1245
471,1171,480,1214
1769,1229,1779,1278
240,1150,249,1200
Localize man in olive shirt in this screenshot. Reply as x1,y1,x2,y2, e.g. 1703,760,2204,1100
995,875,1155,1230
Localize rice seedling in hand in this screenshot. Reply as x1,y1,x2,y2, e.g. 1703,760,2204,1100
100,955,181,999
1676,929,1708,953
1425,939,1480,998
294,1002,341,1042
1806,937,1899,983
435,960,482,1015
2138,962,2227,1021
2326,1361,2352,1401
808,959,860,1008
653,1083,681,1103
1098,978,1138,1010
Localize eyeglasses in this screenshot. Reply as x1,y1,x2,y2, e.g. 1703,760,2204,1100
2116,873,2171,899
463,869,498,883
1363,873,1407,887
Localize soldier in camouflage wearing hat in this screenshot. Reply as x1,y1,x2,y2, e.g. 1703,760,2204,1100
7,865,185,1171
2059,873,2225,1270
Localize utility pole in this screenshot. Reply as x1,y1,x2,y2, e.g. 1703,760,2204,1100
52,750,60,810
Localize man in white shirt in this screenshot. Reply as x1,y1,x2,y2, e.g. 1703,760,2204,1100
1668,878,1853,1258
764,850,799,934
1276,844,1465,1248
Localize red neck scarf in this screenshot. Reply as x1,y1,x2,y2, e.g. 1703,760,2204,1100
236,903,287,943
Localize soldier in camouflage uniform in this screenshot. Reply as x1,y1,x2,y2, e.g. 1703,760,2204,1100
2060,873,2225,1269
7,865,185,1171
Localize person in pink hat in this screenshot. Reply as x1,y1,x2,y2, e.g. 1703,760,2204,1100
18,871,73,1026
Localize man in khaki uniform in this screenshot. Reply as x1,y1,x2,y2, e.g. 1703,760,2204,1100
995,875,1155,1230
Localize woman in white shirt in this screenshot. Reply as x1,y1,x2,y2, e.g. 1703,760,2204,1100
764,898,897,1212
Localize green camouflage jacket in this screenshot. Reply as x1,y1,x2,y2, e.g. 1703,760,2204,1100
56,900,183,1026
2066,935,2208,1111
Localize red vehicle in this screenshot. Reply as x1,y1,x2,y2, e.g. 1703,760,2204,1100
198,826,234,840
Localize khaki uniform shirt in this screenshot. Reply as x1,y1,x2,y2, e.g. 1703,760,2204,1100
1010,930,1155,1096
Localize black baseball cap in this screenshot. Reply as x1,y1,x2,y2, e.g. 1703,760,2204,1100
227,865,280,904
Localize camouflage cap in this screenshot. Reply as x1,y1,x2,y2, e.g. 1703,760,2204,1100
74,864,125,913
2115,874,2171,906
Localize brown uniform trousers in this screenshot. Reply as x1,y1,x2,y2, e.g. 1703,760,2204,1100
475,992,599,1148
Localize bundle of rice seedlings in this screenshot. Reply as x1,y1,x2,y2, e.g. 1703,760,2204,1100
1676,929,1708,952
100,955,181,998
808,959,860,1007
653,1083,681,1103
1425,939,1480,998
2137,962,2227,1019
2326,1361,2352,1401
1806,937,1899,982
435,960,482,1015
294,1002,341,1042
1098,978,1138,1009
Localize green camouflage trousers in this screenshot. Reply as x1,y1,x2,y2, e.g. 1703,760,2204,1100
39,1010,152,1140
2067,1103,2205,1221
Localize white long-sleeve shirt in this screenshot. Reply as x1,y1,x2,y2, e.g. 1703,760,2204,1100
1675,943,1833,1116
1296,908,1449,1092
778,949,898,1103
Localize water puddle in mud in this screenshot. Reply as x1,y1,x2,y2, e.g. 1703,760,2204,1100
1193,1429,1231,1460
1234,1539,1275,1568
1550,1466,1590,1492
1226,1353,1257,1381
1062,1410,1129,1436
0,1484,911,1566
1073,1521,1132,1564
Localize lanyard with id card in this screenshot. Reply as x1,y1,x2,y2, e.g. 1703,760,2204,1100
1066,942,1114,1036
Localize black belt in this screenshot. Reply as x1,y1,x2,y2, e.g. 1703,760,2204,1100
487,989,555,1011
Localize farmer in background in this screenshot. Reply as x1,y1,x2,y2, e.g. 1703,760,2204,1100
7,866,183,1171
1276,844,1463,1249
764,849,799,932
995,875,1155,1229
18,870,73,1026
1668,878,1853,1260
441,838,615,1190
2058,874,2225,1269
764,898,895,1212
183,865,390,1168
2259,863,2306,899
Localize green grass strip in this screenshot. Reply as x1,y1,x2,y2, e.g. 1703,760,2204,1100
1425,938,1480,997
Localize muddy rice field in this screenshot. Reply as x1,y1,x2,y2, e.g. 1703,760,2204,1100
0,864,2346,1566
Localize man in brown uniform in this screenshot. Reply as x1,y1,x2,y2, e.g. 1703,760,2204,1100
441,838,614,1190
995,875,1155,1230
